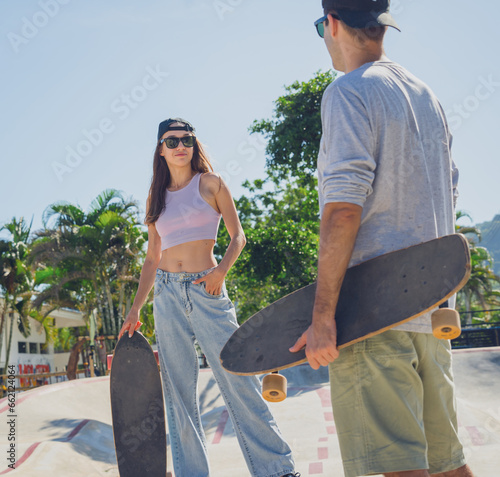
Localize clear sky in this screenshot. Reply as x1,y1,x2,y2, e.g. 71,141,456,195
1,0,499,240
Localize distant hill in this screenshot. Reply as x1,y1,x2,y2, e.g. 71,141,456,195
477,214,500,276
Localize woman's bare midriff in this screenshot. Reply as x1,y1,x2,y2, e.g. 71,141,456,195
158,239,218,273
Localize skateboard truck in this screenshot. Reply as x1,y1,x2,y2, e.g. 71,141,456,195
262,371,287,402
431,301,461,340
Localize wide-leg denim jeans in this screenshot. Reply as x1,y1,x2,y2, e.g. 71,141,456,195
153,268,294,477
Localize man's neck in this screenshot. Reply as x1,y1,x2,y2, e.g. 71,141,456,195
343,49,387,74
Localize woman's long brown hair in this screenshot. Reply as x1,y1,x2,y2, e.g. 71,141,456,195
144,137,214,225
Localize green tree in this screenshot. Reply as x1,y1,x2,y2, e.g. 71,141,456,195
0,217,34,374
216,71,336,322
476,214,500,276
250,70,336,183
52,327,76,352
218,179,320,320
456,212,500,324
28,190,149,365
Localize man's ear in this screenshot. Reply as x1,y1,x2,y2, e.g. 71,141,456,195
326,13,339,38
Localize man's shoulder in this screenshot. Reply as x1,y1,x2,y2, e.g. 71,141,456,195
321,64,387,106
324,60,434,104
323,61,393,95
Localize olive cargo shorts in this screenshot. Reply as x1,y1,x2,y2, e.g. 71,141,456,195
329,330,467,476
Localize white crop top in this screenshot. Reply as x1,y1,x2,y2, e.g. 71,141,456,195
155,173,222,250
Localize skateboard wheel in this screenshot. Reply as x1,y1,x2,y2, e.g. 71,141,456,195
262,373,287,403
431,308,461,340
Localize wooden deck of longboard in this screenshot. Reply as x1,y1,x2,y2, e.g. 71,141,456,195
220,234,471,376
110,332,166,477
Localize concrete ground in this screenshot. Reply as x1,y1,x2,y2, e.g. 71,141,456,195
1,347,499,476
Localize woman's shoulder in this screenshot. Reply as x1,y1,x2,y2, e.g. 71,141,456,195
199,171,222,193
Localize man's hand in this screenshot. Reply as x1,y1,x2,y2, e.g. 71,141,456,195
289,312,339,370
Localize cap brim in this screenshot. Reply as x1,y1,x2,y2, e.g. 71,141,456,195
336,9,401,32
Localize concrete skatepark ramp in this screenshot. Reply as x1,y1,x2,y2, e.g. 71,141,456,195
1,347,499,476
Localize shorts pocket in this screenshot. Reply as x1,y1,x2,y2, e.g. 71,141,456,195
365,330,415,357
434,337,452,371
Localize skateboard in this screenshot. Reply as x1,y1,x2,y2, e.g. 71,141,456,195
220,234,471,402
110,332,167,477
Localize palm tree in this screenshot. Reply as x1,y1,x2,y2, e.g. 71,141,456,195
0,217,34,374
458,246,500,323
456,212,500,324
29,190,147,370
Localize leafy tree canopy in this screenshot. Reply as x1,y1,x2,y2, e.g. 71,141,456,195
216,71,336,321
250,70,336,184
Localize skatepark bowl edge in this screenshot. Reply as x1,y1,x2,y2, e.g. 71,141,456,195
1,346,499,476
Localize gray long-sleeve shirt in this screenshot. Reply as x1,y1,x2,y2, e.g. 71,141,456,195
317,59,458,333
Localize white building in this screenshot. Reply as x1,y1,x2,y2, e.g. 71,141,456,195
0,298,86,385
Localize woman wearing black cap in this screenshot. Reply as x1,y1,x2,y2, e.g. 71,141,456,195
118,118,297,477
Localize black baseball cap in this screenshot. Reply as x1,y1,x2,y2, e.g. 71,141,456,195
157,118,196,141
322,0,400,31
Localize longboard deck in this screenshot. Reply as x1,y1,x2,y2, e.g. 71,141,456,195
220,234,471,375
110,332,166,477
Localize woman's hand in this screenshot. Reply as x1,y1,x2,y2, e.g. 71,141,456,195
118,308,143,339
192,267,226,295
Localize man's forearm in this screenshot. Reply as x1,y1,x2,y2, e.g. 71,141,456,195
314,202,362,321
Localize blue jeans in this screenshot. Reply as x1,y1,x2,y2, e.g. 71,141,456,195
153,268,294,477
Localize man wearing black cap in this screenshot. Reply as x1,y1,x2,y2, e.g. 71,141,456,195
290,1,473,476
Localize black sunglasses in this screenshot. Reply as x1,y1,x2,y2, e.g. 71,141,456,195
314,13,340,38
160,136,196,149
